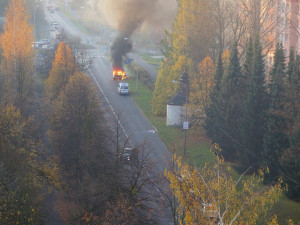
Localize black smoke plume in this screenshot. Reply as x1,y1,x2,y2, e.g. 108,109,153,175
110,0,158,69
111,35,132,69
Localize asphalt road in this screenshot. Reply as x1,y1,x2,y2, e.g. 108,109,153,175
46,8,174,225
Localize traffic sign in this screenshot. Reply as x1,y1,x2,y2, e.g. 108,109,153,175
183,121,189,130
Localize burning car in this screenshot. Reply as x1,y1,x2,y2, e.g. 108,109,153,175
112,67,127,80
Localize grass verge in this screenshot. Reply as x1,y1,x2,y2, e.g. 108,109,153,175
139,52,162,67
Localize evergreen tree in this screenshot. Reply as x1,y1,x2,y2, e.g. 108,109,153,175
206,43,243,160
286,48,295,84
239,38,268,170
280,52,300,200
218,43,243,160
242,38,254,89
262,43,289,181
205,52,224,150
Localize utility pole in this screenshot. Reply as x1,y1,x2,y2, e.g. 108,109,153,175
135,38,139,92
181,72,189,157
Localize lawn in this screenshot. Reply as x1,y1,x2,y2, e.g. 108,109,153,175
139,52,163,67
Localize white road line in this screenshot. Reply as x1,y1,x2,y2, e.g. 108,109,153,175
87,68,130,142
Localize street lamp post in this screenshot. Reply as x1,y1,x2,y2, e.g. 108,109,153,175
181,72,189,157
136,52,139,92
172,71,189,157
183,95,188,157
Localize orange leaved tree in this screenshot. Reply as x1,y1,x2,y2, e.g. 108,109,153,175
0,0,34,113
189,56,215,126
46,41,77,101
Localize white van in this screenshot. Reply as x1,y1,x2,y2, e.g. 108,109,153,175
117,82,129,95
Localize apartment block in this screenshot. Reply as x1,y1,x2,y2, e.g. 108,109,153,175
266,0,300,68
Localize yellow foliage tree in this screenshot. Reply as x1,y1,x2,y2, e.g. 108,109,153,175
172,0,214,63
46,41,77,101
222,49,230,74
152,55,194,115
189,56,215,125
152,0,214,115
165,144,282,225
0,0,34,112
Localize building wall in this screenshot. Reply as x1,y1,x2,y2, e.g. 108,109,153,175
266,0,300,69
166,104,184,127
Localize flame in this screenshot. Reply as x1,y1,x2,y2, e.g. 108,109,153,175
113,67,127,80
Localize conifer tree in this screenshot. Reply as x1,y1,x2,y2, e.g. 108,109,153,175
212,43,242,160
280,52,300,200
262,43,289,181
239,39,268,170
205,52,223,149
242,38,254,89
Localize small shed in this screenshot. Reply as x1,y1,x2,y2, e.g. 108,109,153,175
166,72,189,127
167,93,186,126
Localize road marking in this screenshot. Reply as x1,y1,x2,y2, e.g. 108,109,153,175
87,68,130,141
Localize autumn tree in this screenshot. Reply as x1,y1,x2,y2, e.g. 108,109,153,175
102,193,138,225
46,41,77,101
152,0,215,115
49,72,106,189
189,56,215,126
165,145,282,225
152,55,194,115
171,0,214,63
0,105,42,224
0,0,35,113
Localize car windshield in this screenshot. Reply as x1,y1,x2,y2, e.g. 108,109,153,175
121,86,128,89
124,148,132,154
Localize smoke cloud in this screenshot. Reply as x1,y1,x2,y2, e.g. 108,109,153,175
96,0,177,69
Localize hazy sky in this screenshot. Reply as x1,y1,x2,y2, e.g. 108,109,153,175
95,0,178,34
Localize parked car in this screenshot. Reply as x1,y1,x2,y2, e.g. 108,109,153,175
52,22,59,30
120,146,138,163
50,26,55,32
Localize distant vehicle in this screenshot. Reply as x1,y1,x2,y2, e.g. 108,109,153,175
52,22,59,30
118,82,129,95
32,42,39,48
50,26,55,31
39,39,50,45
41,44,53,49
56,33,62,41
120,146,138,163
